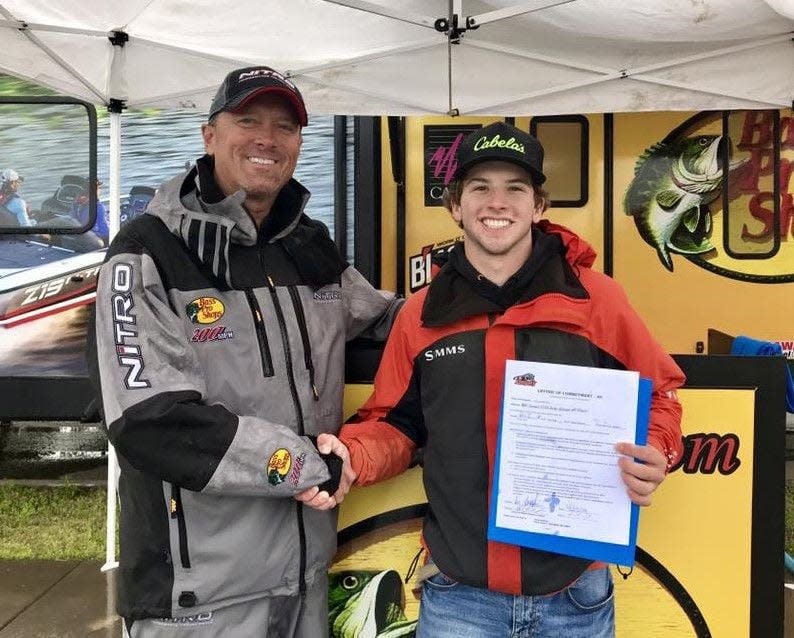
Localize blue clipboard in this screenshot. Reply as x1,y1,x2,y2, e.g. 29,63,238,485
487,376,652,567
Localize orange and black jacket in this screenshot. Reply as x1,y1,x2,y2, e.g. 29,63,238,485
339,220,685,596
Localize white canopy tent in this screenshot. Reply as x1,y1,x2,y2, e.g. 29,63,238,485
0,0,791,570
1,0,792,115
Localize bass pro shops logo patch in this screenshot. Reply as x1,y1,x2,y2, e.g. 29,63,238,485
267,448,292,485
186,297,225,324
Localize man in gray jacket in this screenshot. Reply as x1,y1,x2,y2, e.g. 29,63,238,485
92,66,401,637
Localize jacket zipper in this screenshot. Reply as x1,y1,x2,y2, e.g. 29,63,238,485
170,485,191,569
287,285,319,401
260,255,308,597
245,289,274,377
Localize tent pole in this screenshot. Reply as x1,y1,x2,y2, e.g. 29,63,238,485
101,444,120,572
319,0,436,28
108,107,122,240
101,102,123,573
0,7,105,102
467,0,577,27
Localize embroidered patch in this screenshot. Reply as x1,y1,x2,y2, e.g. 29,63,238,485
267,448,292,485
288,452,306,486
313,289,341,302
186,297,225,324
152,612,214,627
191,326,234,343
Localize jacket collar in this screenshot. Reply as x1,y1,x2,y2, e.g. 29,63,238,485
421,226,588,327
146,155,311,287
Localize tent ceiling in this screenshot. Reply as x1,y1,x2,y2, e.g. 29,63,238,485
0,0,791,115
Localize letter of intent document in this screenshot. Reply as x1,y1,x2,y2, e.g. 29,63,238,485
493,360,642,547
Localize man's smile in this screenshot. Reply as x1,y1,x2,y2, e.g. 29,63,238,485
481,217,513,229
247,156,276,165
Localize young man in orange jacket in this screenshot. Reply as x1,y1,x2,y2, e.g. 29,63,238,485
321,122,684,637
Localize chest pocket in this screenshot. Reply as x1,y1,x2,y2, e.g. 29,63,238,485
514,328,625,370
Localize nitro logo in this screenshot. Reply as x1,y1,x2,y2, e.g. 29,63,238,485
152,612,214,627
424,344,465,361
111,263,150,389
313,289,341,302
409,240,459,293
238,68,297,91
669,432,741,475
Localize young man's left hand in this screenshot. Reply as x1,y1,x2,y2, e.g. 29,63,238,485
615,442,667,506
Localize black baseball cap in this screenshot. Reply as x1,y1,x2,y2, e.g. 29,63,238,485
208,66,308,126
453,121,546,184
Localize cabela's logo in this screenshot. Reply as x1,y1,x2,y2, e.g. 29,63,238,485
624,110,794,282
267,448,292,485
186,297,225,324
473,134,525,154
513,372,537,386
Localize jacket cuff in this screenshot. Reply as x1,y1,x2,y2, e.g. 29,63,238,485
306,436,343,494
647,434,679,473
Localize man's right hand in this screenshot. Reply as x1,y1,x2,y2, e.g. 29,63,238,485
295,433,356,510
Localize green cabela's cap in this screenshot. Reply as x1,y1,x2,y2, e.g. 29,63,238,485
453,121,546,184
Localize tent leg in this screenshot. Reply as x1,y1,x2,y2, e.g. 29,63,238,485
102,106,123,573
101,443,120,572
108,109,122,241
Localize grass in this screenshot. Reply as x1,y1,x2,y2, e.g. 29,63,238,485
0,482,793,560
0,484,109,560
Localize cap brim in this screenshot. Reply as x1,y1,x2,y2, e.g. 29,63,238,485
454,156,546,185
228,86,308,126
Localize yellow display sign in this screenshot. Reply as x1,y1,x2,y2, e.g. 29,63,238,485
333,385,767,637
384,111,794,354
613,109,794,354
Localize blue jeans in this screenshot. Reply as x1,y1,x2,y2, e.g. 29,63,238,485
417,567,614,638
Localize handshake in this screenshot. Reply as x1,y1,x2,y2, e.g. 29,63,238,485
295,433,356,511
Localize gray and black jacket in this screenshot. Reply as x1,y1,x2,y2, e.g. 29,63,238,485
92,157,401,620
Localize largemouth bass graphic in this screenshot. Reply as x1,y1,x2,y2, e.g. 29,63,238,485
329,569,417,637
624,135,748,271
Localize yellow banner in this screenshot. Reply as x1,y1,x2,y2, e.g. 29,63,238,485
332,386,759,637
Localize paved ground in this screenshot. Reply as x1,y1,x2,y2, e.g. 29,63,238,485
0,562,791,636
0,560,121,637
